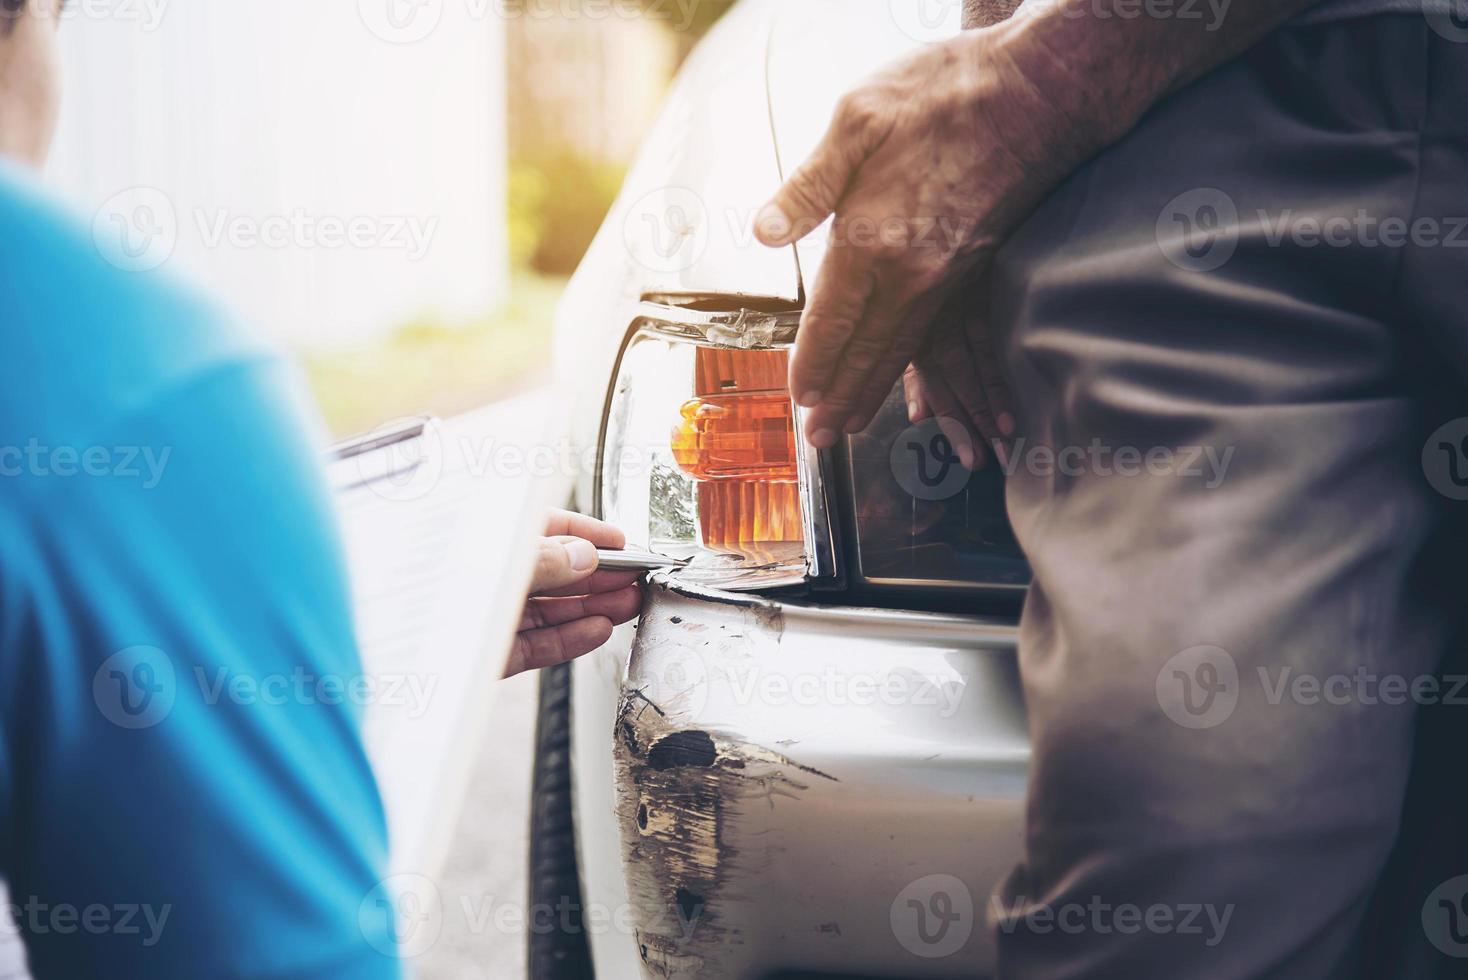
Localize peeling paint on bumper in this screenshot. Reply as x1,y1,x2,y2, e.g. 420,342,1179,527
608,580,1028,979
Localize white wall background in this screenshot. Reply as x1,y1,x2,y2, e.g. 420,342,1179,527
46,0,508,350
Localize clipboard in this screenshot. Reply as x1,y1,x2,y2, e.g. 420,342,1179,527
328,388,568,880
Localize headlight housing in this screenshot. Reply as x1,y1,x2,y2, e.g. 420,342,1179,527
598,305,831,592
598,303,1028,598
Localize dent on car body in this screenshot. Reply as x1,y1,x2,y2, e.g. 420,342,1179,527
613,581,845,978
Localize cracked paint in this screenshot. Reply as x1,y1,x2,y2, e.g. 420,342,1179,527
614,671,837,979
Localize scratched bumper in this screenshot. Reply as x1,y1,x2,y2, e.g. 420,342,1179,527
612,577,1028,980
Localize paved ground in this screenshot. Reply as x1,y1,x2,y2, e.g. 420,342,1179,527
416,668,538,979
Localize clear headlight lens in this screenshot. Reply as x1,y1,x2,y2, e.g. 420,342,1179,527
600,307,815,591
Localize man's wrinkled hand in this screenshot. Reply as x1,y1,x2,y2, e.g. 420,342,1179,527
504,510,644,678
754,24,1091,450
902,279,1017,468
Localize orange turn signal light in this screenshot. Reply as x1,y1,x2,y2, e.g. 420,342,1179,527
670,348,801,550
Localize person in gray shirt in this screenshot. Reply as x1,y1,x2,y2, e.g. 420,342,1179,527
758,0,1467,975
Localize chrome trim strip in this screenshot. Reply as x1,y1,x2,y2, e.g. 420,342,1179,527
794,403,838,582
859,575,1030,592
651,572,1021,646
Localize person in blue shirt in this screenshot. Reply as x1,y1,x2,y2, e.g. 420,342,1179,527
0,3,640,976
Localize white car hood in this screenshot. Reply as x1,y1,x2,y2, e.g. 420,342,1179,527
768,0,964,292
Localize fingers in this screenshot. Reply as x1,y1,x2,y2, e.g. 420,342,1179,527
840,286,950,435
755,117,868,248
906,359,985,470
903,365,935,423
935,333,1004,454
543,509,626,550
507,583,645,677
529,535,602,596
968,319,1017,440
504,616,615,678
788,239,876,426
519,584,644,632
535,568,644,599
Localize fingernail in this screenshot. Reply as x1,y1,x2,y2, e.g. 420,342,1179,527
956,443,975,470
756,203,792,245
998,412,1016,438
810,428,838,450
795,390,822,409
565,539,598,573
907,401,921,422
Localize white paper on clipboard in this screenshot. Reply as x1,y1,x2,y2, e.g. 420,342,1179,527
328,387,568,880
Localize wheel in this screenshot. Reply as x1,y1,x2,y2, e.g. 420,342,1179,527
528,662,595,979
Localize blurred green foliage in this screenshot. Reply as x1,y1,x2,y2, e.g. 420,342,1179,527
306,271,566,436
655,0,737,39
510,154,627,276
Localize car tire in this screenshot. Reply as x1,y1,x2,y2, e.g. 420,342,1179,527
528,662,595,979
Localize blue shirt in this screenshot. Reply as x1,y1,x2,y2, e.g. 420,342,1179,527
0,163,400,977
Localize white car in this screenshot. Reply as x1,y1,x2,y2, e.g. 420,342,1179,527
531,3,1030,977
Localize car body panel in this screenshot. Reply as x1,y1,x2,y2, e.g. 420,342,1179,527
559,7,802,967
768,0,963,293
612,580,1026,979
554,0,800,518
562,3,1026,977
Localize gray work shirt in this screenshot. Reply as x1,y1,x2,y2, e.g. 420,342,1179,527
964,0,1457,29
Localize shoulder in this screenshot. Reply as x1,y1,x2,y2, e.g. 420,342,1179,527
0,162,278,448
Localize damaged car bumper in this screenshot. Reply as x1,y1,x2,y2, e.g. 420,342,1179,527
612,577,1028,979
